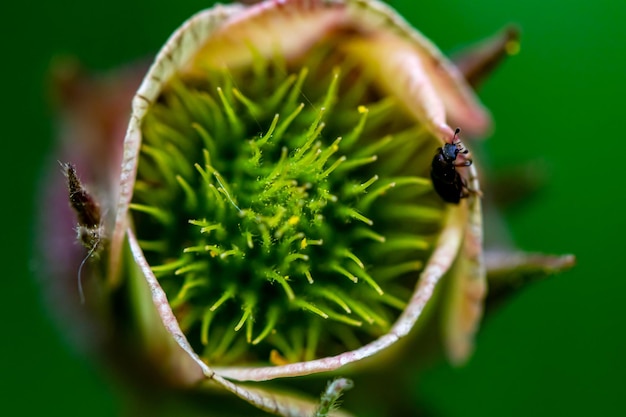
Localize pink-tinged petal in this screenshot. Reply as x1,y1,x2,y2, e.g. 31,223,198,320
51,58,148,210
340,34,456,142
341,0,492,138
342,0,492,139
452,25,521,89
485,250,576,310
187,0,349,73
441,184,487,365
485,251,576,275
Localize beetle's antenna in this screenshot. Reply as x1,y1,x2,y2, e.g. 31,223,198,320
453,128,469,155
453,128,461,143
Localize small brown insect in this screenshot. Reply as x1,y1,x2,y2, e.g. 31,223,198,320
61,162,104,303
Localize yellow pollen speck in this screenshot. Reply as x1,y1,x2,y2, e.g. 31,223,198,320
358,105,368,114
300,238,308,249
505,40,521,55
288,216,300,225
269,349,291,366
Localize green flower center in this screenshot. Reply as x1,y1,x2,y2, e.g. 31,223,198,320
131,46,443,365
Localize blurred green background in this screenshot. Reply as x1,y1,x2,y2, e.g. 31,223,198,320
2,0,624,415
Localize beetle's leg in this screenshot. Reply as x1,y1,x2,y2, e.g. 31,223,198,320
460,175,483,199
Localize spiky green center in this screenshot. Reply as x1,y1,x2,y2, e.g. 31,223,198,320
131,48,443,365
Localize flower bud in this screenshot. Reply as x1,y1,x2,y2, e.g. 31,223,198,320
40,1,574,415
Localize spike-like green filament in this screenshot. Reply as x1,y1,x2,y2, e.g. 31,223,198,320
370,260,424,281
340,248,365,270
256,113,280,148
331,264,358,284
267,270,295,300
137,239,167,253
274,103,304,140
378,292,408,310
350,266,384,296
252,306,280,345
210,319,240,360
384,204,443,222
210,287,236,312
342,105,369,149
232,88,262,118
200,308,214,346
313,288,352,314
129,203,172,225
353,227,386,243
344,297,388,327
176,175,198,211
377,235,431,254
150,257,190,276
175,261,208,276
305,319,321,362
325,310,363,327
285,67,309,110
335,155,377,174
293,299,329,319
171,277,209,308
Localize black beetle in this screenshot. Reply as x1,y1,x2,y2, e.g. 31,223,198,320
430,128,474,204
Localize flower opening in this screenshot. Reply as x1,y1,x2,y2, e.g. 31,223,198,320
130,43,445,365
